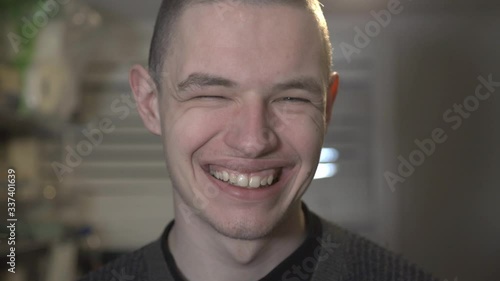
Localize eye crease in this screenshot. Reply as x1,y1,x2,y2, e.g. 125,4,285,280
280,97,311,103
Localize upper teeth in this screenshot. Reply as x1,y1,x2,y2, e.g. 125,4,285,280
210,170,276,189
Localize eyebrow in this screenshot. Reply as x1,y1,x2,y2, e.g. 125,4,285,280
272,77,324,96
177,72,323,95
177,73,237,92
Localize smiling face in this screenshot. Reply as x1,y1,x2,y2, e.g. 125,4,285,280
133,2,338,240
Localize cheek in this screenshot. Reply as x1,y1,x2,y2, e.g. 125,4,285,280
163,105,227,157
271,106,325,155
162,106,229,188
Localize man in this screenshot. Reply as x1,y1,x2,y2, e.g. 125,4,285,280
81,0,437,280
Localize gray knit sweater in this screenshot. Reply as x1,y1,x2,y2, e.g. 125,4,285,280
79,214,438,281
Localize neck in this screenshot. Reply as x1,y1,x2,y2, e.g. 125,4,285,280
168,200,307,281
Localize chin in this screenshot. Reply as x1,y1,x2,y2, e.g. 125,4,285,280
201,207,285,241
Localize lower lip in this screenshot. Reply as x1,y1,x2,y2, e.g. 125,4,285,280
206,171,288,202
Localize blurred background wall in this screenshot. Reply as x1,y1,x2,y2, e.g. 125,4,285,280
0,0,498,280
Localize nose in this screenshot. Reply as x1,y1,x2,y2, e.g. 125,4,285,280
223,99,279,158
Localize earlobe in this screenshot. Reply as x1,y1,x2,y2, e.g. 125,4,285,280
129,65,162,135
326,72,339,124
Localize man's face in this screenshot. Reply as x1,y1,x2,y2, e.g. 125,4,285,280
156,3,334,239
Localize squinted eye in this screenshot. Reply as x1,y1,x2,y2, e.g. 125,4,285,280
280,97,311,103
195,95,226,100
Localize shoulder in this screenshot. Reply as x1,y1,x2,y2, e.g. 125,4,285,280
77,241,158,281
314,216,439,281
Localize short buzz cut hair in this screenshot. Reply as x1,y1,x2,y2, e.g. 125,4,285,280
148,0,332,87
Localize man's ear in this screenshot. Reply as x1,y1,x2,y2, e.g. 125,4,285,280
129,65,162,135
326,72,339,125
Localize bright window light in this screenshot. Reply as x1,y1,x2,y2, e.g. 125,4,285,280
319,148,339,163
314,147,339,179
314,163,338,179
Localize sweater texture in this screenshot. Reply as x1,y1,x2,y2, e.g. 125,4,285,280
79,212,438,281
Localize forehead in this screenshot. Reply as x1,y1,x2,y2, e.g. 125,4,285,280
168,3,326,87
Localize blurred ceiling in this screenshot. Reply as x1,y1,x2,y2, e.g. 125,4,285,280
83,0,500,20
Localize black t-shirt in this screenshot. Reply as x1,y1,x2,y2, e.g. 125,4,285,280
161,205,323,281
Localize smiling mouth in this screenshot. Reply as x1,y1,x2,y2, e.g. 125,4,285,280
209,167,281,189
